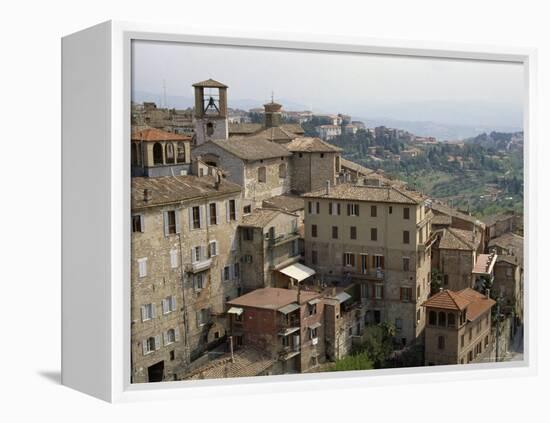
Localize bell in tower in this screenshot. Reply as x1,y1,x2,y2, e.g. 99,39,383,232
192,78,229,146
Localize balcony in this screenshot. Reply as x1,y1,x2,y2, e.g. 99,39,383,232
186,258,213,274
280,343,301,360
418,232,438,252
344,266,385,281
268,231,300,248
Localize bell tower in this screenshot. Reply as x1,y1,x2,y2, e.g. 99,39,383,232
193,79,229,145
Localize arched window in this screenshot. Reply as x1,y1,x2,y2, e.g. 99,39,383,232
335,155,341,173
258,166,267,183
206,122,214,136
131,143,138,166
176,142,186,163
146,336,156,352
153,143,163,165
428,310,437,326
448,313,456,327
165,143,175,164
438,311,447,327
166,329,176,344
278,163,287,178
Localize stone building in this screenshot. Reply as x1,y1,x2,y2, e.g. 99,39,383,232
226,287,326,374
483,211,519,240
239,208,301,292
316,124,342,140
422,288,495,365
131,175,242,383
488,232,524,268
192,136,292,207
193,79,229,146
431,201,486,249
131,127,192,177
286,137,342,194
302,183,434,346
493,255,523,324
431,227,481,292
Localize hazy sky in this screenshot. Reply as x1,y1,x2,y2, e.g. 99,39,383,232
132,40,524,129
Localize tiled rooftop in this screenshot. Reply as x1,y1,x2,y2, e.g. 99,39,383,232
302,183,423,205
228,287,320,310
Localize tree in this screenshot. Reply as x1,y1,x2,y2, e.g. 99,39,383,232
430,268,443,295
352,322,395,368
331,351,374,372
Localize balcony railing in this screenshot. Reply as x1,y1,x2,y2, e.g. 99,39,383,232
344,266,385,281
186,258,213,273
268,231,300,248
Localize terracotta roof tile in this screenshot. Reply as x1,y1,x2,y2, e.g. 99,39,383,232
131,127,192,142
192,78,228,88
286,137,342,153
206,137,292,161
228,287,320,310
423,288,496,322
302,183,423,205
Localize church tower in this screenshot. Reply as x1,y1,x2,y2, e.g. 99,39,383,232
193,79,229,145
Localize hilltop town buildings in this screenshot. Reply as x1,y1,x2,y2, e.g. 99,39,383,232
130,77,524,382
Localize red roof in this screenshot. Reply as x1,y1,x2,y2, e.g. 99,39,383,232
422,288,495,322
131,127,191,142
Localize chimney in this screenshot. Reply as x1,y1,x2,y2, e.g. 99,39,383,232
214,171,221,190
325,180,331,195
439,287,443,292
143,189,152,203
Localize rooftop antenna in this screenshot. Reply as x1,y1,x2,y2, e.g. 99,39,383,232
271,91,274,103
162,79,167,109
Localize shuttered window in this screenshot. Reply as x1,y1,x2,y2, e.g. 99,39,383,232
170,249,178,268
137,258,147,278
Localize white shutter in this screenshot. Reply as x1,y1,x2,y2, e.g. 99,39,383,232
171,295,176,311
226,201,230,222
215,202,220,225
200,245,206,261
196,311,201,327
151,303,156,318
174,327,180,342
161,299,168,315
188,207,193,230
163,211,169,237
163,331,168,346
206,203,211,226
234,200,239,221
191,247,196,263
175,209,180,234
139,214,145,232
140,306,146,322
170,249,178,268
155,335,161,350
199,205,204,228
142,340,148,355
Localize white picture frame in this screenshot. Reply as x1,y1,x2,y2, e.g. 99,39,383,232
61,20,537,403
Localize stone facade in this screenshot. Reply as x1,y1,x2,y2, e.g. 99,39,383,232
302,187,433,345
131,176,242,383
493,256,523,323
290,151,339,194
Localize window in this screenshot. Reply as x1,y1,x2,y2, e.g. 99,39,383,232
370,205,377,217
344,252,355,267
153,142,163,165
347,203,360,216
403,231,410,244
192,246,202,263
374,285,384,299
137,258,147,278
308,303,317,316
228,200,237,221
320,153,325,158
193,273,205,290
395,318,403,332
373,255,384,269
161,296,175,315
141,303,155,321
350,226,357,240
311,224,318,238
233,263,240,279
223,266,231,281
484,335,489,348
176,142,186,162
191,206,201,229
429,310,437,325
468,350,473,362
373,310,381,324
316,202,320,214
416,309,421,324
417,285,421,300
469,327,473,341
165,143,175,164
243,205,252,215
329,202,334,215
209,203,218,225
165,329,176,345
243,227,254,241
165,210,178,234
309,327,318,340
206,122,214,136
332,226,338,239
144,336,157,354
438,311,447,327
403,207,410,220
170,249,178,268
209,241,218,257
198,308,210,326
371,227,378,241
400,287,412,302
389,206,393,214
242,255,253,263
360,254,368,274
258,166,267,183
311,250,318,265
438,335,445,350
461,334,465,348
132,214,144,233
278,163,287,178
403,257,410,271
448,313,456,327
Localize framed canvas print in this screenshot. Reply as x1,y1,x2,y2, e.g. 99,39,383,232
61,21,537,402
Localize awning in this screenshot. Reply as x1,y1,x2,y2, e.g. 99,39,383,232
308,322,322,330
308,298,321,305
227,307,244,316
279,262,316,282
278,302,300,315
278,327,300,336
334,292,352,304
